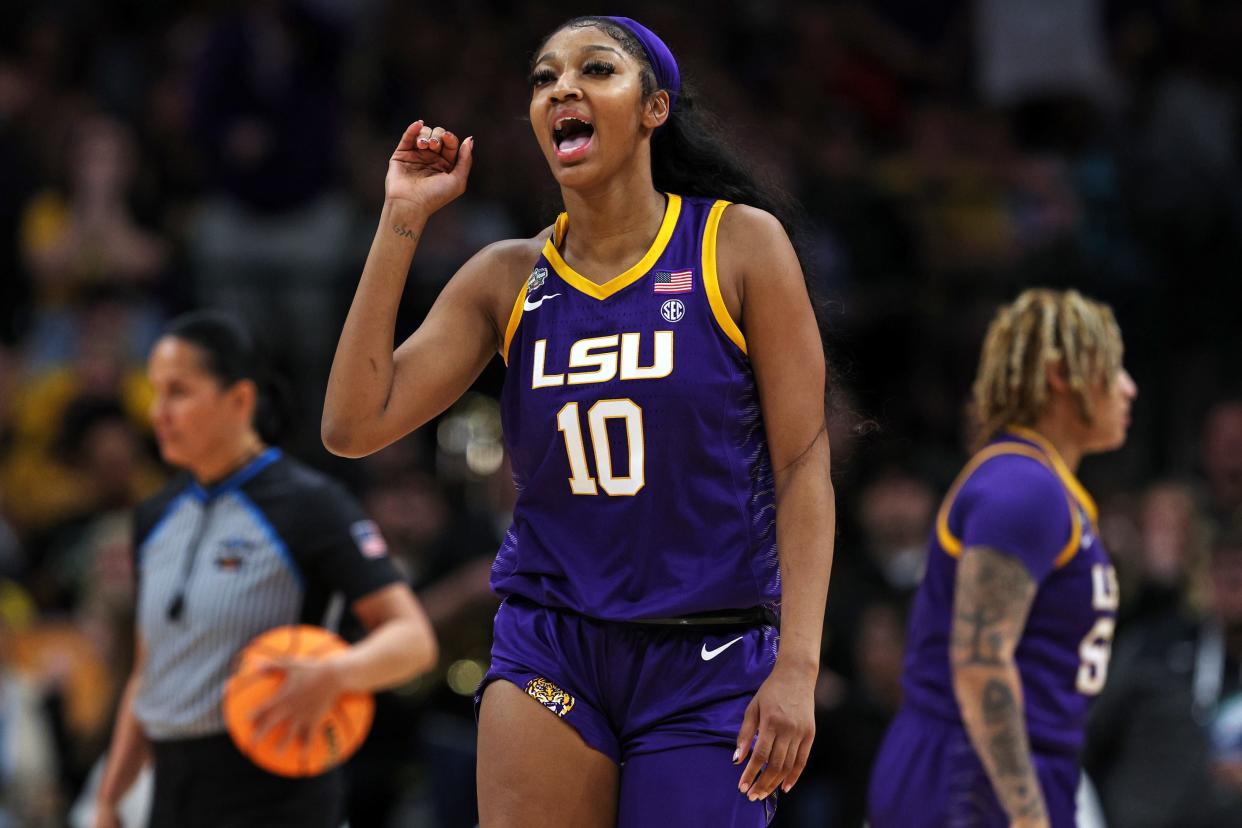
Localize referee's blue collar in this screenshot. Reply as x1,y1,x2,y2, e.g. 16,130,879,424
188,448,282,502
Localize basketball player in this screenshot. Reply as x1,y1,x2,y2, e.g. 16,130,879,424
322,15,835,827
868,289,1137,828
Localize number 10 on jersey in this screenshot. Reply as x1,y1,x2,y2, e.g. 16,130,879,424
557,399,645,496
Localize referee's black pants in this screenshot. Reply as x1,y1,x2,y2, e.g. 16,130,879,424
149,734,342,828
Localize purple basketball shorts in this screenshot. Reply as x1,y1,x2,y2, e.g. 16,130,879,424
477,596,781,826
868,706,1080,828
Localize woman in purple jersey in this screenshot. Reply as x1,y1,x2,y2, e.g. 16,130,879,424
321,14,834,828
868,289,1137,828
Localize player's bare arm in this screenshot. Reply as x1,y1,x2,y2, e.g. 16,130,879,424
723,204,836,801
951,546,1048,828
322,122,536,457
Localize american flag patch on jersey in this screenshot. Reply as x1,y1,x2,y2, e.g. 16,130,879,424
350,520,389,559
653,269,693,293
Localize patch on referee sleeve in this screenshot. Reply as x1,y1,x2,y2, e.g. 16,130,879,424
525,677,575,717
349,520,388,559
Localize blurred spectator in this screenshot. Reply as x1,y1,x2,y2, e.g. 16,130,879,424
814,468,932,825
1086,524,1242,827
0,346,21,578
0,327,161,541
1203,400,1242,525
31,398,161,613
188,0,354,433
0,55,39,346
0,579,61,827
976,0,1115,106
1135,4,1242,211
846,468,936,597
0,521,19,583
876,102,1016,275
1122,480,1211,624
344,437,501,828
801,600,907,827
17,113,168,370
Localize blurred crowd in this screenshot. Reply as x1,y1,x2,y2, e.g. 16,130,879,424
1,0,1241,826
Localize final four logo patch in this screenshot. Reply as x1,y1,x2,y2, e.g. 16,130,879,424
527,267,548,293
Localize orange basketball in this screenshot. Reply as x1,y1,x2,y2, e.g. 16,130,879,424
222,625,374,777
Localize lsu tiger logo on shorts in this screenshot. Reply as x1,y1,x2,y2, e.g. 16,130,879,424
525,677,575,717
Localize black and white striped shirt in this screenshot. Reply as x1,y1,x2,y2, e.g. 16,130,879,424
131,449,399,740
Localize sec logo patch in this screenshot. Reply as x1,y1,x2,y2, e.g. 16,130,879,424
660,298,686,323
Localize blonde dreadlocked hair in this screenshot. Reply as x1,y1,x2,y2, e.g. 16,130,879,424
971,289,1123,451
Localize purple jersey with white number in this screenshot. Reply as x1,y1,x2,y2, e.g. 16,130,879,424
490,194,778,622
900,427,1119,755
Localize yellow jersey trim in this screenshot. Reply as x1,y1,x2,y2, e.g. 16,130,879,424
500,282,529,366
1005,425,1099,524
702,200,747,354
542,194,682,301
936,443,1083,570
1052,506,1084,569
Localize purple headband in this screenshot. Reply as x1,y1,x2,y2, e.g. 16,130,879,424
600,16,681,112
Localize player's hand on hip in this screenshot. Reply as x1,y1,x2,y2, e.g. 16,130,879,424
385,120,475,216
250,655,345,752
734,659,816,801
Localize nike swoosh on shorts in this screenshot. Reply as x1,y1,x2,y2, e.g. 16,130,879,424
701,635,745,661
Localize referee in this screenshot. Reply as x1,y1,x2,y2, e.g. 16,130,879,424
93,311,438,828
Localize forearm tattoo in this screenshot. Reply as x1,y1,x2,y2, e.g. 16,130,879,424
952,546,1046,823
393,223,418,240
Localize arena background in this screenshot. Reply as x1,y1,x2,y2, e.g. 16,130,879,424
2,0,1241,825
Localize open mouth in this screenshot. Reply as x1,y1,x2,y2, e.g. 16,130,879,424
553,116,595,159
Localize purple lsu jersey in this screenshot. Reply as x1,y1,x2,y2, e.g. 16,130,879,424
490,193,779,621
900,426,1120,756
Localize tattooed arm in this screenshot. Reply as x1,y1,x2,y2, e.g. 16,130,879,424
950,545,1048,828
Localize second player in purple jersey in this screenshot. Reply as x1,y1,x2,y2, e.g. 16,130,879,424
901,429,1119,755
869,289,1136,828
